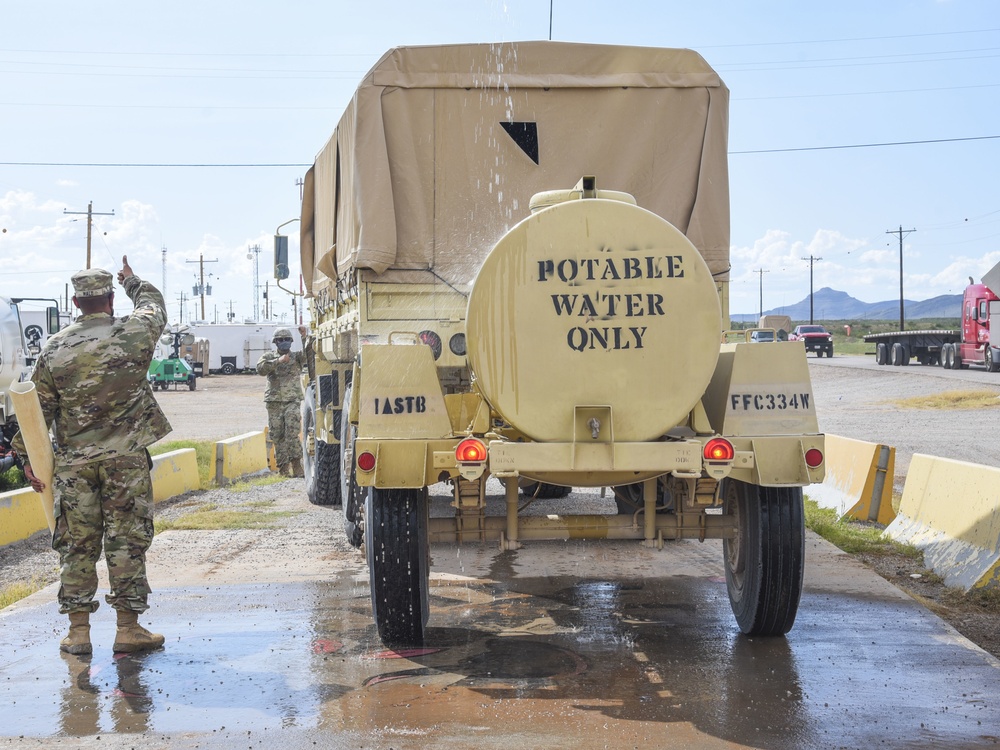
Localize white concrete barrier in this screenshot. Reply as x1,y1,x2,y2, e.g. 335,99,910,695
886,453,1000,591
807,434,896,525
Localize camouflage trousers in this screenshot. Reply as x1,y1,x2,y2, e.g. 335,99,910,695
51,452,154,615
266,400,302,466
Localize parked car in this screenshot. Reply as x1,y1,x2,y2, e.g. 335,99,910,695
789,325,833,357
749,330,775,343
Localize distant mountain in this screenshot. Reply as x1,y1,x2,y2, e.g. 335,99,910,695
732,287,962,323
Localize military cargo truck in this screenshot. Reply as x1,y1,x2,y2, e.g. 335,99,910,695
291,42,825,646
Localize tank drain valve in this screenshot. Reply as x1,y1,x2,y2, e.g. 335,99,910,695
588,417,601,439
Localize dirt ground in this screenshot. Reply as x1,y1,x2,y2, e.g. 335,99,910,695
3,361,1000,660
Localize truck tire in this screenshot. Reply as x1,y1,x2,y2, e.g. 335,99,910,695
941,344,953,369
987,348,1000,373
612,483,644,515
303,385,341,507
722,479,804,636
519,480,571,499
366,487,430,646
875,343,888,366
341,385,364,548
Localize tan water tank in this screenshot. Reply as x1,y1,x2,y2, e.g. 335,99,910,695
466,195,721,443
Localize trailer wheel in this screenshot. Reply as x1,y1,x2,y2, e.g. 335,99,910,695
341,384,364,548
987,348,1000,373
187,375,196,391
366,486,430,646
303,385,340,507
722,479,804,636
875,343,888,365
221,362,236,375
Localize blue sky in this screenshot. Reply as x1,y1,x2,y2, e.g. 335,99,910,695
2,0,998,323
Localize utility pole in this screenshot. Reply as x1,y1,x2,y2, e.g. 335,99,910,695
247,244,262,321
886,225,916,331
186,253,218,322
161,246,167,301
176,291,188,325
755,268,769,322
801,255,823,324
226,299,237,322
63,202,114,269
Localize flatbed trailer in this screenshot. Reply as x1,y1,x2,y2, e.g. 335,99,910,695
863,330,959,367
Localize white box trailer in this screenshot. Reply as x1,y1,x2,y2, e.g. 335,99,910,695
185,323,281,374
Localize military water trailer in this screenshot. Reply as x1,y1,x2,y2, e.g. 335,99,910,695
291,42,825,646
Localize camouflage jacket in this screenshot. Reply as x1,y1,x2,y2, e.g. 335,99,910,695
12,275,172,465
256,349,307,403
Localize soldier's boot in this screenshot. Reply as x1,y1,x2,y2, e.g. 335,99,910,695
113,610,165,653
60,611,92,655
277,462,290,476
290,458,304,478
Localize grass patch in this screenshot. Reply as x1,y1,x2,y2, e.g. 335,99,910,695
154,504,300,532
150,439,215,487
228,474,287,492
803,499,922,559
0,578,47,609
889,390,1000,410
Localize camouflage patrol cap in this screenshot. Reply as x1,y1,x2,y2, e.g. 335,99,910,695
272,327,293,341
71,268,114,298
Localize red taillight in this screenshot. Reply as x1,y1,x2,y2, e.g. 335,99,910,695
805,448,824,468
704,438,735,462
357,451,376,472
455,438,487,463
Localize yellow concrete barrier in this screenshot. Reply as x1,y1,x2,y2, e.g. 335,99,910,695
807,434,896,525
150,448,200,502
1,449,201,547
0,488,48,546
885,454,1000,591
215,431,269,485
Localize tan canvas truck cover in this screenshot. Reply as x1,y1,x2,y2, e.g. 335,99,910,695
301,41,730,300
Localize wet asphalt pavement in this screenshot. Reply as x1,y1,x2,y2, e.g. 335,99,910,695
2,531,999,749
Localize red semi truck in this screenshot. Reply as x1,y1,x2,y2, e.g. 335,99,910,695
864,260,1000,372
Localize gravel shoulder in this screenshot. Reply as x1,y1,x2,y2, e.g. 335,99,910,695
3,360,999,659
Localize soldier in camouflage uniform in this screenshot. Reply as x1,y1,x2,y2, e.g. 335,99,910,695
256,326,308,477
14,256,172,656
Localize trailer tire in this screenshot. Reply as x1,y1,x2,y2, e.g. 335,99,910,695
722,479,804,636
303,386,341,507
187,375,196,391
221,362,236,375
875,343,888,365
341,384,364,548
366,487,430,646
890,342,909,366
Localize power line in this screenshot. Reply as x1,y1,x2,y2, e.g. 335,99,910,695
731,134,1000,155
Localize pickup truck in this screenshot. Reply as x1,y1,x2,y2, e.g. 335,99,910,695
789,325,833,357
